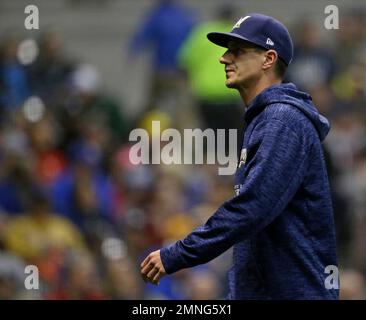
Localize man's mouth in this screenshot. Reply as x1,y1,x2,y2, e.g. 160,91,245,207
225,69,235,79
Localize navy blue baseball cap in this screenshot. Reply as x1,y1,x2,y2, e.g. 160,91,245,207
207,13,294,65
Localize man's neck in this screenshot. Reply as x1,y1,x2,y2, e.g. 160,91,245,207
238,77,282,106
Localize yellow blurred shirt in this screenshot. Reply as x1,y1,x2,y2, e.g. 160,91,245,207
3,214,85,261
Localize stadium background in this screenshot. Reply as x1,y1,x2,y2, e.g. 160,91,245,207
0,0,365,299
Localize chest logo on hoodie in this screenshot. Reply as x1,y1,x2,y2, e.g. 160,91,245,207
238,148,247,168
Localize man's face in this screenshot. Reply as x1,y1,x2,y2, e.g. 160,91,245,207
220,40,265,89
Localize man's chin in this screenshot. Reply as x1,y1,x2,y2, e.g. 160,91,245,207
225,80,237,89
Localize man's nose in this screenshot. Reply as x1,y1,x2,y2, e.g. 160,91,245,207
220,51,232,65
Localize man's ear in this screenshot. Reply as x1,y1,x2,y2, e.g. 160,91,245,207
262,50,278,70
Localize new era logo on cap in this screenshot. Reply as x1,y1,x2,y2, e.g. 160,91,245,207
207,13,294,65
266,38,274,46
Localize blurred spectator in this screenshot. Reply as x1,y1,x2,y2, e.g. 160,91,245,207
286,19,335,91
307,83,340,118
0,34,30,115
104,257,143,299
331,50,366,105
129,0,196,73
0,250,40,299
28,31,74,108
332,9,366,72
109,144,155,223
128,0,197,117
0,152,35,215
178,5,243,150
46,249,106,299
49,142,115,236
325,112,366,173
60,64,129,148
2,187,85,262
26,111,66,186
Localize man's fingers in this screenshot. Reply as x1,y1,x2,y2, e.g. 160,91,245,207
141,262,154,276
147,265,159,280
152,271,161,284
141,256,150,268
141,271,148,282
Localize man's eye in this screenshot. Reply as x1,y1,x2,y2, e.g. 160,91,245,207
230,48,240,55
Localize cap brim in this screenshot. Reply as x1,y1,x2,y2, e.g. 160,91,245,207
207,32,255,48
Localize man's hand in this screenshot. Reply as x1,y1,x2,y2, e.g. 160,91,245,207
140,250,166,285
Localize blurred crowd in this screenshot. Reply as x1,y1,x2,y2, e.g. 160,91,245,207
0,0,365,300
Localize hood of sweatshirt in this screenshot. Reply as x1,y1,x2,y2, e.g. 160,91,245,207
245,82,330,141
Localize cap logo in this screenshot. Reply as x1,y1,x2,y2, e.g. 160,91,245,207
266,38,274,46
237,148,247,168
233,16,251,29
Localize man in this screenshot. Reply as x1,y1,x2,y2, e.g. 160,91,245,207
141,13,339,299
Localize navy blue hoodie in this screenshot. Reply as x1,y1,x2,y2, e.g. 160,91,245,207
160,83,339,300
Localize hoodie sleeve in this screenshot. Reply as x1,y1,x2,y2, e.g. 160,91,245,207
160,118,309,274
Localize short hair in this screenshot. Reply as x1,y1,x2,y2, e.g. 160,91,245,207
275,58,288,79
